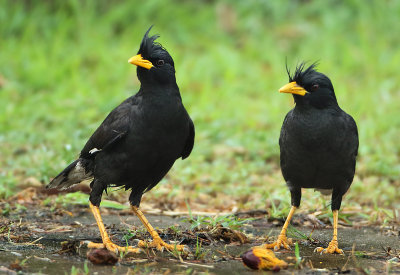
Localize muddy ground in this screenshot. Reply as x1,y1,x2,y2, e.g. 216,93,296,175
1,206,399,274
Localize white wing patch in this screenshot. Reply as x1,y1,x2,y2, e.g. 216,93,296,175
89,148,102,154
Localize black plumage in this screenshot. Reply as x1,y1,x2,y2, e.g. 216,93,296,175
264,63,358,254
47,27,194,253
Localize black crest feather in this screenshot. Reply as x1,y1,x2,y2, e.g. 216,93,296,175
287,62,319,85
138,26,165,59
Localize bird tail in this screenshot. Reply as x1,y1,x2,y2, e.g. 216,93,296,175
47,159,93,190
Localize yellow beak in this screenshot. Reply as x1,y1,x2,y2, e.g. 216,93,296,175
128,54,153,70
279,81,308,96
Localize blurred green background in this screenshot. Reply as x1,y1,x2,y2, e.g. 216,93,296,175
1,0,399,221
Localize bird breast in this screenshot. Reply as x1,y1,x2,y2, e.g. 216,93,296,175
285,110,338,150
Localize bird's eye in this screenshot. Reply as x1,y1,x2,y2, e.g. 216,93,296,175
311,84,319,91
156,59,165,66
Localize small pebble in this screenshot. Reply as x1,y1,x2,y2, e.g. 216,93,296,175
87,249,118,265
10,252,22,257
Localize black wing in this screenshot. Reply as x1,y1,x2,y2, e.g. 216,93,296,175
344,113,359,159
47,98,136,190
181,116,195,159
341,112,359,177
80,97,136,159
279,111,292,182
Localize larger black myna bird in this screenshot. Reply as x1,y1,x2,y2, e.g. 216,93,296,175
47,27,194,253
264,63,358,254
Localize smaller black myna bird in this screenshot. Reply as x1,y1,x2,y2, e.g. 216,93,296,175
47,26,194,254
264,63,358,254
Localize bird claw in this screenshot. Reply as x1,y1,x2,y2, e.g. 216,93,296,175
104,242,122,254
138,238,186,252
314,240,344,255
263,235,292,251
87,241,143,254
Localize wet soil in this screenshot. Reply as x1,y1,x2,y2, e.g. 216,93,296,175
1,207,399,274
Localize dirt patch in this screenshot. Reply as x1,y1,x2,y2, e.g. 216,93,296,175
1,206,399,274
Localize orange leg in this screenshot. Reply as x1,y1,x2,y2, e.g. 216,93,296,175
315,210,344,254
131,206,186,252
87,203,142,254
263,206,296,251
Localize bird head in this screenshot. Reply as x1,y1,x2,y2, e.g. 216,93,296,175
128,26,176,85
279,63,338,109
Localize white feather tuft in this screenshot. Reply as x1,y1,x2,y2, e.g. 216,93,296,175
47,160,93,190
89,148,101,154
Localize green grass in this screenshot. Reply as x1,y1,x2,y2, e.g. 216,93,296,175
0,0,399,220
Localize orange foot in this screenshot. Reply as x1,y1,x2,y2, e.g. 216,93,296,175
138,237,186,252
87,239,143,254
263,234,293,251
314,239,344,254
